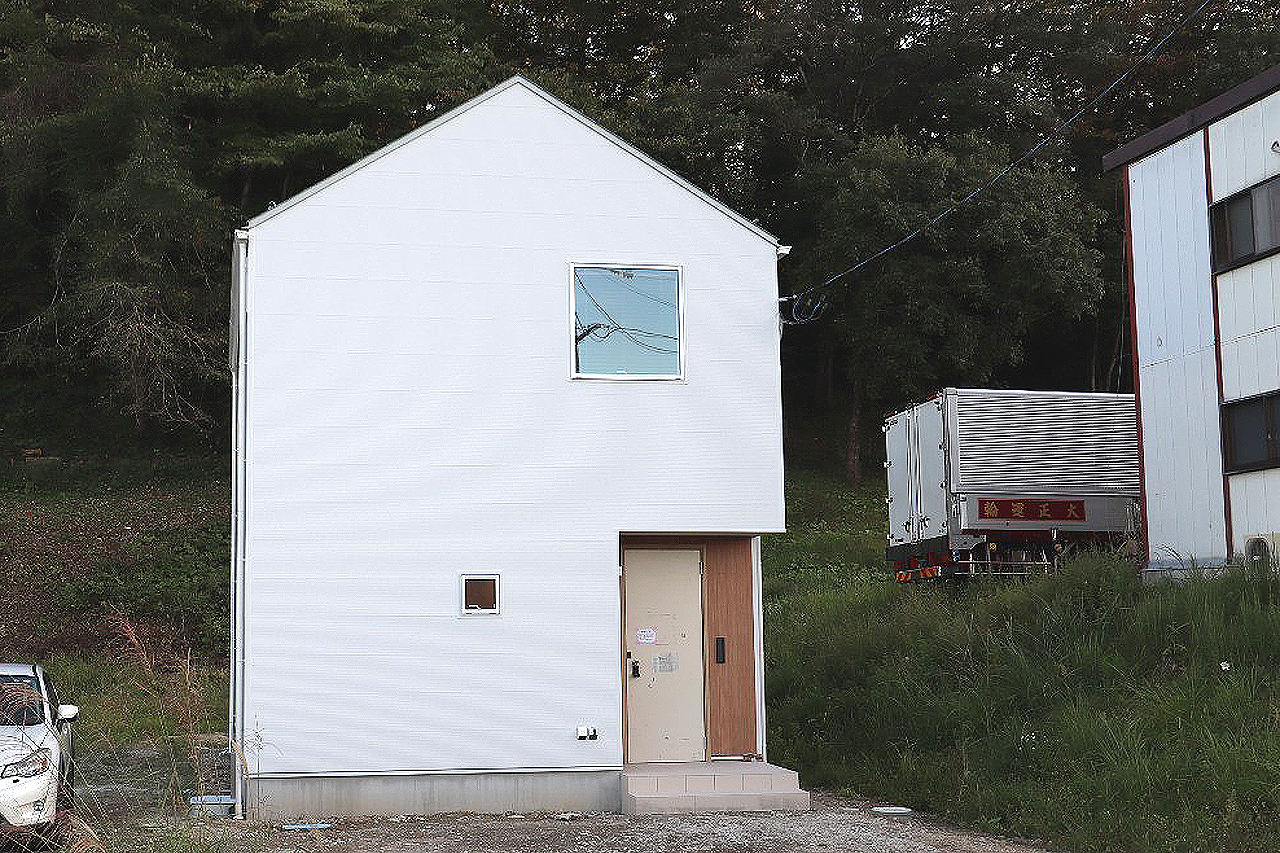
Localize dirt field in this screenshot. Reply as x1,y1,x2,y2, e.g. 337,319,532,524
255,793,1057,853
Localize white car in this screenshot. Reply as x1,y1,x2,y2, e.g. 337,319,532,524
0,664,77,832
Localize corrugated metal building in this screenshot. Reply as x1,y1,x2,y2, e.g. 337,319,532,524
1105,64,1280,572
229,77,807,818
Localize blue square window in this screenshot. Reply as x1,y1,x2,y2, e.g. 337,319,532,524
572,266,681,378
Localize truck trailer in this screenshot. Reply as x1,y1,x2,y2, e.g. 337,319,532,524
884,388,1140,581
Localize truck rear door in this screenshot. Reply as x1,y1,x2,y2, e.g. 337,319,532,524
913,395,949,541
886,409,916,546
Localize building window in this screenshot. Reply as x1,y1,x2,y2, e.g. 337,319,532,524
1223,391,1280,473
1210,175,1280,272
461,575,500,614
572,265,682,379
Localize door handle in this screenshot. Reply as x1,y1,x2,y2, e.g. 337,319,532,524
630,658,641,678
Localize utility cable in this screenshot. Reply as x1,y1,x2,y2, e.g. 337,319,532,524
780,0,1218,324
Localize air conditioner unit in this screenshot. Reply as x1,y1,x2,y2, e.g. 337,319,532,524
1242,534,1280,571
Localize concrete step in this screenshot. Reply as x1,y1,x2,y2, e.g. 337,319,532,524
621,761,809,814
623,789,811,814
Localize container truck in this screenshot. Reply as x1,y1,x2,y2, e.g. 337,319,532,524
884,388,1140,581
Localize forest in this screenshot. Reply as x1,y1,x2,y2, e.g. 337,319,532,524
2,0,1279,478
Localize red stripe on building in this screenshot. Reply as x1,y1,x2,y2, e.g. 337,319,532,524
1123,165,1151,567
1204,127,1234,560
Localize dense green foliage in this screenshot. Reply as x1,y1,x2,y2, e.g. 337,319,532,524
766,471,1280,853
4,1,1280,475
0,455,229,658
48,524,230,653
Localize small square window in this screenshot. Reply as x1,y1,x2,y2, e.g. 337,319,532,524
572,265,682,378
461,575,499,614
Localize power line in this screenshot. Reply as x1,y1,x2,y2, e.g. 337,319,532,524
608,271,678,308
574,274,680,354
780,0,1218,325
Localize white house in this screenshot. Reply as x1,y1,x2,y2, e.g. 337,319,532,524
1104,63,1280,572
228,76,807,818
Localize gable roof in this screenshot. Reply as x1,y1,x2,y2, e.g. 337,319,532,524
244,76,779,245
1103,62,1280,172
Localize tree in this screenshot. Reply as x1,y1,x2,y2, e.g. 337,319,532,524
2,0,1279,453
0,0,495,430
0,2,231,425
801,134,1105,482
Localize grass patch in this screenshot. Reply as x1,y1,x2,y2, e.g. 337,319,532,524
40,643,240,852
764,467,1280,853
0,454,228,659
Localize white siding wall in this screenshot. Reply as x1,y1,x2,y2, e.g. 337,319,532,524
1207,89,1280,199
1218,255,1280,401
238,82,785,776
1128,134,1228,566
1209,89,1280,552
1229,470,1280,543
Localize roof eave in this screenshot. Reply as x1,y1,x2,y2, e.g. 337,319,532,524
1102,62,1280,173
242,76,779,246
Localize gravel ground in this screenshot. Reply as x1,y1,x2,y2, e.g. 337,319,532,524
256,793,1059,853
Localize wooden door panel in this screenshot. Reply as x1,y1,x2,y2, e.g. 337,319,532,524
703,537,757,756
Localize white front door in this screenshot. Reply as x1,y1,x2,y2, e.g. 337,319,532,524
623,549,706,763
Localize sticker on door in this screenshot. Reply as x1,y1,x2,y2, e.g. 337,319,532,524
653,652,678,673
636,627,657,644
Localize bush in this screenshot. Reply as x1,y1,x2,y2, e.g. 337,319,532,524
47,524,230,656
0,455,229,660
765,551,1280,852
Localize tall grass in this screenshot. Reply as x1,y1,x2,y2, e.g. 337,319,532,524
766,550,1280,852
31,620,251,853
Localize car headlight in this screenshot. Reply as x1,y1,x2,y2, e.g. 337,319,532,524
1,748,51,779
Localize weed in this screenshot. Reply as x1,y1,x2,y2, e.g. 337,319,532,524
764,469,1280,852
29,620,246,853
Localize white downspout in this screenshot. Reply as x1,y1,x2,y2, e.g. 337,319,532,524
230,230,251,818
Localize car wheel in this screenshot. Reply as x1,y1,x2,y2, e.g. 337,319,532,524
56,766,74,814
31,819,64,852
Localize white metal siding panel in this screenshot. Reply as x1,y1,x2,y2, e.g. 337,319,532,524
1229,469,1280,550
230,233,249,813
1208,89,1280,201
1206,97,1280,562
239,83,784,777
1218,249,1280,401
1221,327,1280,401
247,77,778,246
1211,91,1280,406
1129,139,1227,566
1136,351,1227,565
949,390,1138,496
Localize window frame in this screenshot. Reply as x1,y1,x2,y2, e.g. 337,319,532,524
1222,389,1280,474
40,673,58,725
1210,175,1280,274
459,573,501,616
0,675,44,726
568,262,686,381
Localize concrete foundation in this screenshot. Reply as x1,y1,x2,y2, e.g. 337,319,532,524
246,770,622,820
